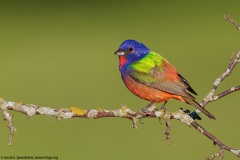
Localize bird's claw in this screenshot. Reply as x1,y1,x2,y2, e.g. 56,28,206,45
160,101,168,111
140,99,158,111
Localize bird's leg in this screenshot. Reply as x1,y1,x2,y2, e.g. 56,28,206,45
141,99,158,112
158,101,168,124
160,101,168,112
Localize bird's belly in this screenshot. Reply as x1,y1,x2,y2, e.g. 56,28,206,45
122,75,184,103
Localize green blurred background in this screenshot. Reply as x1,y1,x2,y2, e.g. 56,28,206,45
0,0,239,159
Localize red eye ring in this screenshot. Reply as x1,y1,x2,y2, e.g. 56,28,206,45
128,47,134,53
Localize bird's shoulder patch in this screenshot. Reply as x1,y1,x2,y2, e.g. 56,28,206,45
130,51,164,73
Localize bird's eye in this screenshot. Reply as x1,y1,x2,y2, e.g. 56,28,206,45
128,47,134,53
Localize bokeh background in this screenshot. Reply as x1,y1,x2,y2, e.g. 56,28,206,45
0,0,239,160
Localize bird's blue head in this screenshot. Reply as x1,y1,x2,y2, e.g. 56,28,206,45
114,40,150,66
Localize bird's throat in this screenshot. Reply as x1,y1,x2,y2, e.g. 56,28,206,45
119,56,127,67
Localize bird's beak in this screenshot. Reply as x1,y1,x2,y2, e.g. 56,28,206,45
114,49,125,56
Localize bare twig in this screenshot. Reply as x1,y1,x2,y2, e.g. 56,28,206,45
191,122,240,159
224,15,240,31
206,149,224,160
163,120,172,144
216,86,240,100
2,110,16,145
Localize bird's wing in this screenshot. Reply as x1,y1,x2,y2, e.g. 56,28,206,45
128,53,196,98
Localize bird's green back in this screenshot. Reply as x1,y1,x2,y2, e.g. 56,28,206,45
129,51,164,73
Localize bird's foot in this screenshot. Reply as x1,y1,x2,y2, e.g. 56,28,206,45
140,99,158,113
160,101,168,112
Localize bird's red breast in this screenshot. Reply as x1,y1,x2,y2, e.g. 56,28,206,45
119,56,127,67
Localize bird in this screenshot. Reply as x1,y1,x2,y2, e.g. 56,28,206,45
114,39,215,119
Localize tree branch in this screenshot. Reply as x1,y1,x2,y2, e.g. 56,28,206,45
0,15,240,159
191,121,240,159
201,50,240,107
224,15,240,31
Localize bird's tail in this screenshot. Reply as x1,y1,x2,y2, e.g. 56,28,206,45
183,97,216,120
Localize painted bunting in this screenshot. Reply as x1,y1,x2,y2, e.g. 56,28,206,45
114,40,215,119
